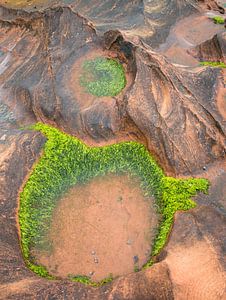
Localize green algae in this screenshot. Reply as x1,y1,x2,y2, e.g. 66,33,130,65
80,57,126,97
200,61,226,68
69,274,113,287
212,16,225,25
19,123,209,283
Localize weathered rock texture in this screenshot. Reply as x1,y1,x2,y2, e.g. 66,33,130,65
0,1,225,174
188,33,226,62
0,0,225,299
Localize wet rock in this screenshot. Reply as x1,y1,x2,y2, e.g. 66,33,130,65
188,33,225,63
162,206,226,299
0,3,224,174
0,0,225,299
0,129,46,286
199,0,225,13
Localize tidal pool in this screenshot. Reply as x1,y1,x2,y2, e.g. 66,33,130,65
19,123,208,284
79,57,126,97
34,174,158,281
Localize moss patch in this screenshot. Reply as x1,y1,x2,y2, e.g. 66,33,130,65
200,61,226,68
19,123,209,284
69,274,113,287
212,16,225,24
79,57,126,97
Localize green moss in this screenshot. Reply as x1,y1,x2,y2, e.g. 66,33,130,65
200,61,226,68
28,261,55,279
80,57,126,97
69,274,113,287
150,177,208,257
19,123,209,284
212,16,225,24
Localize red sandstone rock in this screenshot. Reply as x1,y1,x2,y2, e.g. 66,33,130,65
0,1,225,299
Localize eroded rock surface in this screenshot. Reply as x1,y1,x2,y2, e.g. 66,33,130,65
0,1,225,174
0,0,225,299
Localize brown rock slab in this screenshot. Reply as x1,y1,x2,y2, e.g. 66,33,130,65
0,0,225,299
163,207,226,300
0,2,225,174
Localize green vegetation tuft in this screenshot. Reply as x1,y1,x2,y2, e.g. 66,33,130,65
69,274,113,287
212,16,225,24
200,61,226,68
149,177,208,258
28,261,55,279
19,123,209,284
80,57,126,97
